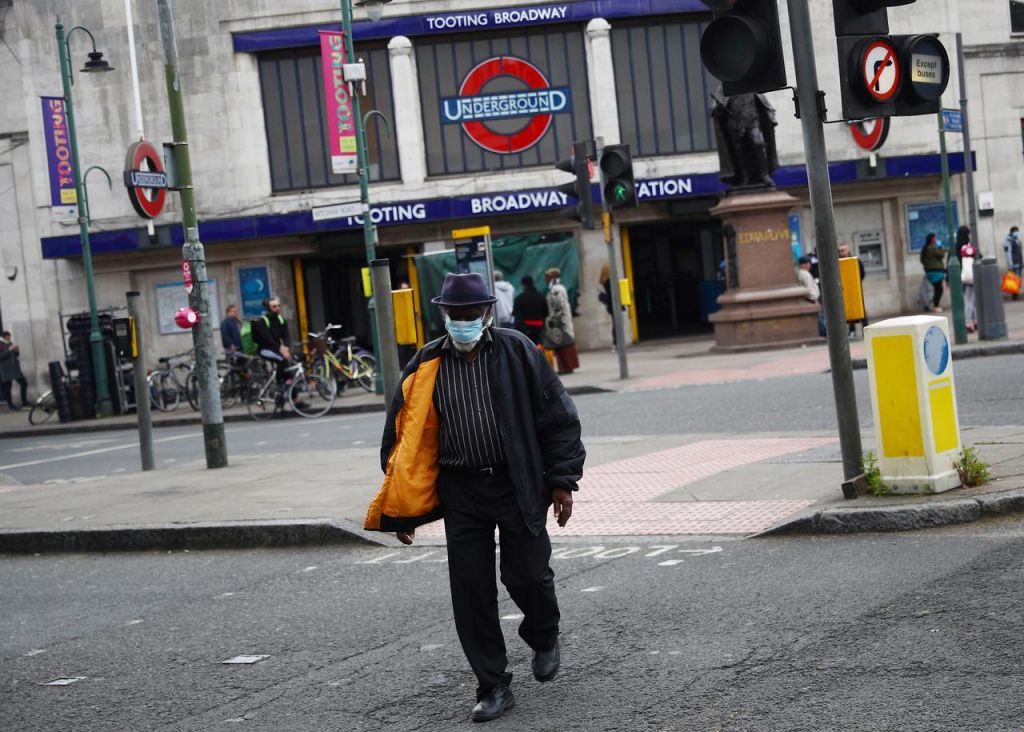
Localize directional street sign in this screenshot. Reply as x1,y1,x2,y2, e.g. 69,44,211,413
861,38,901,102
941,108,963,133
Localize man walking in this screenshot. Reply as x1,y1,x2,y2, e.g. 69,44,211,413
220,304,243,353
492,271,515,328
365,272,585,723
1004,226,1021,301
0,331,27,410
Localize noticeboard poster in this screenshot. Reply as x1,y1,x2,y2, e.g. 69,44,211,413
906,201,959,253
238,266,271,319
156,279,220,335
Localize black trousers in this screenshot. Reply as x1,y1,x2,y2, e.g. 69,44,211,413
437,469,560,698
1,379,24,407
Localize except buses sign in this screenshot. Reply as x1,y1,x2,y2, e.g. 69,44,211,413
442,56,571,154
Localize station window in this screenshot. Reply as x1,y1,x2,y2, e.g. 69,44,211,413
611,17,717,158
258,46,400,193
1013,1,1024,33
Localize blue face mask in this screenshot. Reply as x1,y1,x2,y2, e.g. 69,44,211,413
444,315,484,344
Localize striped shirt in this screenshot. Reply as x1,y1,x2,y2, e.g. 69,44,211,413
434,331,507,468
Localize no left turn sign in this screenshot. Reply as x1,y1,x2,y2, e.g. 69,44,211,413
860,39,901,102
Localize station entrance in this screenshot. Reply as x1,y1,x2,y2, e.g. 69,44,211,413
625,219,723,341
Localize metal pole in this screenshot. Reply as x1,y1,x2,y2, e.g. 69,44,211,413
956,34,979,244
340,0,395,396
56,19,113,418
126,291,155,471
602,212,629,380
370,260,401,402
938,109,966,344
157,0,227,469
786,0,863,492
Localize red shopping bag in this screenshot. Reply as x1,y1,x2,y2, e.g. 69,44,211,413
1001,271,1022,295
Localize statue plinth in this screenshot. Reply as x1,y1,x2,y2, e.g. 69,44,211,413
709,190,820,351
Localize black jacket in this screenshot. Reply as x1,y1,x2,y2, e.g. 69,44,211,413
365,327,585,536
251,313,289,352
513,288,548,326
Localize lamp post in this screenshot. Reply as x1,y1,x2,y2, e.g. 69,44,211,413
341,0,394,395
55,18,115,417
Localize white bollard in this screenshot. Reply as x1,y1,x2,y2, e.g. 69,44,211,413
864,315,962,493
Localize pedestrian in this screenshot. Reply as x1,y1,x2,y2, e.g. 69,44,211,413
838,242,868,335
492,270,516,328
956,226,979,332
1004,225,1022,301
364,272,585,723
920,233,946,313
796,256,820,303
220,304,243,353
598,262,616,347
0,331,27,410
543,267,579,375
512,275,547,345
251,298,307,409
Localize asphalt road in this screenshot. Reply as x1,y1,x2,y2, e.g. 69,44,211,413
2,352,1023,485
3,521,1023,730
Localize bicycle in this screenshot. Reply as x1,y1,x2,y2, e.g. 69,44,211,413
29,389,58,425
147,350,197,412
308,324,376,395
247,354,336,420
217,352,271,408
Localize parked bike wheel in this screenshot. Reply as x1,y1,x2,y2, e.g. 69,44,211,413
309,357,336,400
28,390,57,425
148,372,180,411
185,370,201,411
289,372,336,418
220,368,242,409
247,381,284,421
353,354,377,392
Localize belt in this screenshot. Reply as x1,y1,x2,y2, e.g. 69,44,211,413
442,464,508,476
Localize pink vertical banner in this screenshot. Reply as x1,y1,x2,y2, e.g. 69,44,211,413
320,31,358,174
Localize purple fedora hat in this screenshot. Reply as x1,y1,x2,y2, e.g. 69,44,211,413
431,272,497,307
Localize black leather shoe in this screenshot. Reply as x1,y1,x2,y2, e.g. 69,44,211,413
470,684,514,723
532,640,560,682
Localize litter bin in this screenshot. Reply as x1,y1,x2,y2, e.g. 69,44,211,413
974,256,1007,341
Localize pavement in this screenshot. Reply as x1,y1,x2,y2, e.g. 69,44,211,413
3,301,1024,553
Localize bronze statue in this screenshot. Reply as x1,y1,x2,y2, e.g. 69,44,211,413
710,89,779,191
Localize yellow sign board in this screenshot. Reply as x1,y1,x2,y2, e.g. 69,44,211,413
451,226,491,240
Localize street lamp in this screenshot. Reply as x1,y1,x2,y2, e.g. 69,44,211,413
355,0,391,22
55,18,115,417
341,0,395,395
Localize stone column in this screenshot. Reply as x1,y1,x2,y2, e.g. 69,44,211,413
709,190,820,350
585,18,620,146
388,36,426,185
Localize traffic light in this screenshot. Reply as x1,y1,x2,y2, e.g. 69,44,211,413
698,0,787,96
833,1,949,119
554,140,596,229
599,144,636,211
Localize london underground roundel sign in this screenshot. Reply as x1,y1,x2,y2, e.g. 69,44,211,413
123,140,167,219
849,117,890,152
441,56,572,155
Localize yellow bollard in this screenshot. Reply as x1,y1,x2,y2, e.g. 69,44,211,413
392,289,418,345
618,278,632,307
864,316,962,493
839,257,864,322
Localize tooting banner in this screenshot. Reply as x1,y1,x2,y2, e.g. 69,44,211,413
40,96,78,210
319,31,358,174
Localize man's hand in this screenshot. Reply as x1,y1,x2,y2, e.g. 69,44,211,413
280,345,291,359
396,529,415,545
552,488,573,527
